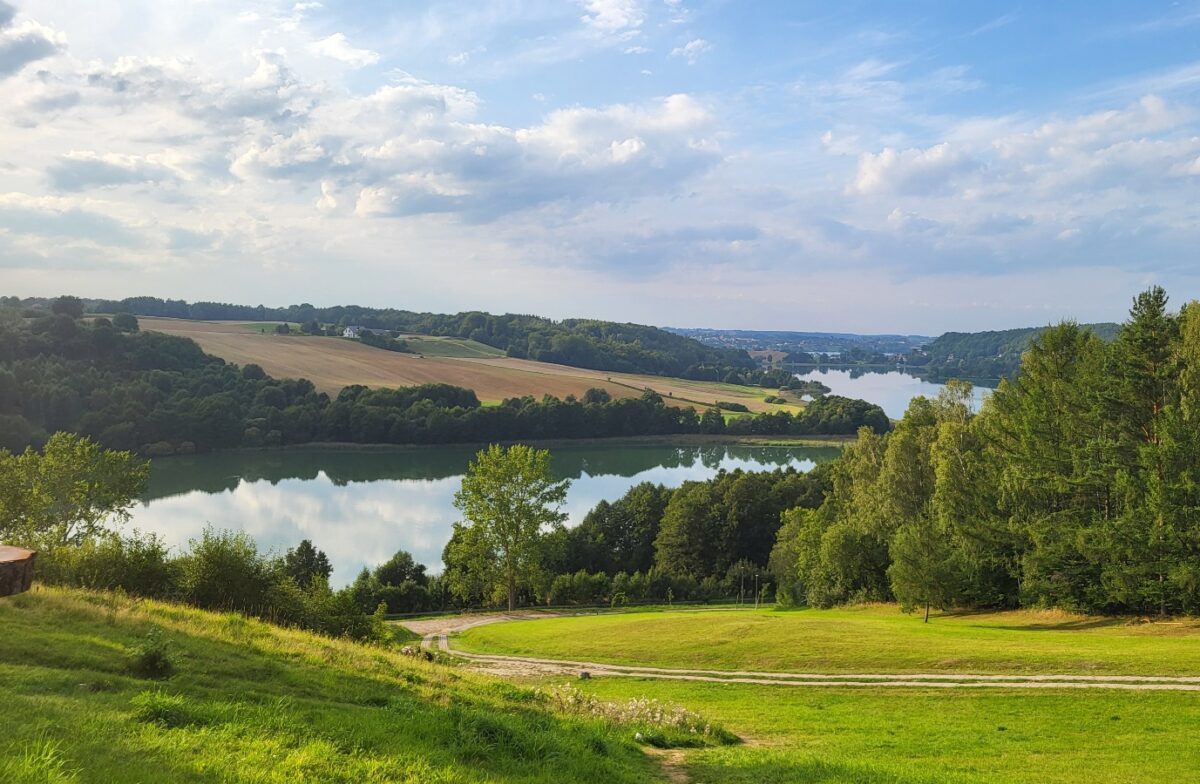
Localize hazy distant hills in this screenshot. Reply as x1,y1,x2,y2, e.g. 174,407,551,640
670,322,1122,381
665,328,931,356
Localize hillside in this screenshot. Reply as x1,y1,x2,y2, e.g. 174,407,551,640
916,322,1120,380
89,297,756,380
137,318,801,414
0,586,681,783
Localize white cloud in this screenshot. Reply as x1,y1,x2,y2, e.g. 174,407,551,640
48,151,183,191
851,142,980,195
580,0,645,34
670,38,709,64
0,2,66,77
309,33,380,68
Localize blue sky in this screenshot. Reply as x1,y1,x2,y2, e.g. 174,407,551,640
2,1,1200,333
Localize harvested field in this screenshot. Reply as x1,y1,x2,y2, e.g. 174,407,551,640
139,318,799,413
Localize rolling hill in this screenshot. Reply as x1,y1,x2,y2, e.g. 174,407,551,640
137,318,804,414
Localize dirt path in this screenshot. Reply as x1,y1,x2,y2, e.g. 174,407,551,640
404,613,1200,691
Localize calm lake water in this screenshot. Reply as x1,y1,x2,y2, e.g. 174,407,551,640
794,368,992,419
131,444,839,587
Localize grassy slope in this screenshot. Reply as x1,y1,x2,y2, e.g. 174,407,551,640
137,318,798,414
455,605,1200,675
0,587,664,784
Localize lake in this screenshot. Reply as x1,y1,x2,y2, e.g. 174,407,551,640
130,443,839,586
793,368,993,419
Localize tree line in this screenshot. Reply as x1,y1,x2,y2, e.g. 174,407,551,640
0,304,889,455
770,287,1200,617
439,446,831,608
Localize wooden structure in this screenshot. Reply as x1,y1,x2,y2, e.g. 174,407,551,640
0,546,36,597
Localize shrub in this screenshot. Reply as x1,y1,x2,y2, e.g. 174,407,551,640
39,532,177,598
715,401,750,412
128,627,175,679
176,528,277,613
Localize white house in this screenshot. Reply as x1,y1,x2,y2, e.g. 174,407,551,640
343,325,365,338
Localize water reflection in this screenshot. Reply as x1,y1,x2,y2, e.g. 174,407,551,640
793,368,992,419
130,444,839,587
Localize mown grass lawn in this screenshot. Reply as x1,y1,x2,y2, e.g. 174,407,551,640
455,605,1200,675
0,587,669,784
576,678,1200,784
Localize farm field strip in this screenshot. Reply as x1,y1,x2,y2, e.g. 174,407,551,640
138,317,794,412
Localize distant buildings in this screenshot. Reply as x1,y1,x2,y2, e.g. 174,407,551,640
343,325,367,338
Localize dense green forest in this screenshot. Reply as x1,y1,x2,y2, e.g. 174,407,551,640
82,295,758,380
0,300,888,455
771,288,1200,616
439,467,831,608
912,322,1120,380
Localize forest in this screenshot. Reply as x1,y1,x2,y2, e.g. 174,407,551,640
913,321,1120,380
0,300,889,455
772,288,1200,616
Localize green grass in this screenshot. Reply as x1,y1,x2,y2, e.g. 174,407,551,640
575,678,1200,784
402,335,507,358
0,587,675,783
457,608,1200,782
455,605,1200,675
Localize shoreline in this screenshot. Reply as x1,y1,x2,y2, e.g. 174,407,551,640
243,433,853,454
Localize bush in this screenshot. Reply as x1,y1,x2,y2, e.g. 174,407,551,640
715,401,750,412
39,532,177,598
176,529,277,613
128,628,174,679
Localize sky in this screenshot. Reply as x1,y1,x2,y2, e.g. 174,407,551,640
2,1,1200,334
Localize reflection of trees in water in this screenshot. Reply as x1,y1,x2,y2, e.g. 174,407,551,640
142,445,841,502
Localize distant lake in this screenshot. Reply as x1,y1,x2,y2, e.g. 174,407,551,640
794,368,992,419
130,443,840,587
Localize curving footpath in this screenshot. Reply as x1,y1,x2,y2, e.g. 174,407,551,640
403,613,1200,691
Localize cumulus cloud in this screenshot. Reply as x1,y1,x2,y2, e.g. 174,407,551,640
580,0,645,35
670,38,709,64
309,33,380,67
0,2,66,77
851,143,980,195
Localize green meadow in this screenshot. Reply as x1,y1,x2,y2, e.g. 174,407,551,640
576,678,1200,784
454,605,1200,675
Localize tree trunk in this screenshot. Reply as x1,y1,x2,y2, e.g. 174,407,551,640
924,601,930,623
0,547,36,597
507,573,517,611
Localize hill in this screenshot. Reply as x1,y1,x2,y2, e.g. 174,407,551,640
136,318,802,414
0,586,720,783
88,296,756,380
915,322,1120,380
